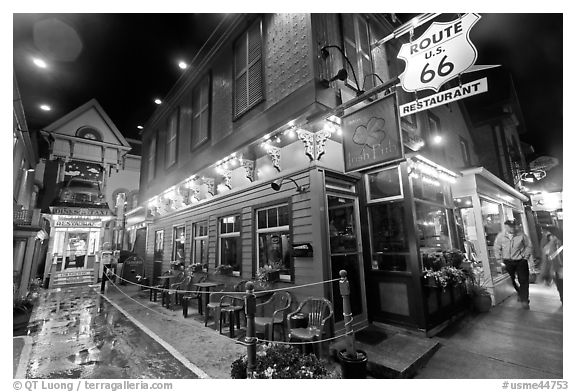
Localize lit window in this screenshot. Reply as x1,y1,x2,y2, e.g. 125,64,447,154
192,221,209,268
172,225,186,263
154,229,164,260
256,204,292,280
218,215,241,273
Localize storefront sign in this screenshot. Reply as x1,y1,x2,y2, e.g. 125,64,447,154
529,156,559,172
50,206,113,216
342,93,403,173
398,13,481,92
292,243,313,257
399,77,488,116
55,219,102,228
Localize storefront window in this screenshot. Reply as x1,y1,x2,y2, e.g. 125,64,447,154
411,174,450,205
192,221,208,268
415,202,451,253
154,230,164,260
366,166,402,201
481,199,503,277
218,215,240,272
256,205,291,280
454,196,482,262
368,202,408,271
172,226,186,264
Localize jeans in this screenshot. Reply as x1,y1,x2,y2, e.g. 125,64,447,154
554,272,563,303
503,259,530,303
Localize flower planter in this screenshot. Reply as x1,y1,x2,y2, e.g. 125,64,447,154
337,349,368,379
473,294,492,312
264,270,280,282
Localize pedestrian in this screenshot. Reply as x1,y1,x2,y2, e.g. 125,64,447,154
494,219,534,309
540,227,563,304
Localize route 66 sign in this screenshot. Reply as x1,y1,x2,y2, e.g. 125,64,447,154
398,13,481,92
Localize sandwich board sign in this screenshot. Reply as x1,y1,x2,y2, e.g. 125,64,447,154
398,13,482,93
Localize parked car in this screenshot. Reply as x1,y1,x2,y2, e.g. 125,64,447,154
59,177,106,206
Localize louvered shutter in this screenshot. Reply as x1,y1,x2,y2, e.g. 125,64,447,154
234,19,263,117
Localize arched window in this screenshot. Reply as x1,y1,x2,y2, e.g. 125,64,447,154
76,126,103,141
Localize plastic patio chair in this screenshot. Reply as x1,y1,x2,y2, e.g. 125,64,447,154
254,291,292,341
287,297,334,356
181,273,207,318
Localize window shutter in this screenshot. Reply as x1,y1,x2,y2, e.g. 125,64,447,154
234,19,263,118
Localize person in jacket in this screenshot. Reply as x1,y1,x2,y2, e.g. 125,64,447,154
494,220,534,309
541,227,563,304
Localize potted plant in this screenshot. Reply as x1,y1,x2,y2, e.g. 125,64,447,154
231,343,338,379
216,264,234,276
466,263,492,312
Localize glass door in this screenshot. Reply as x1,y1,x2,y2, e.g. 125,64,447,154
327,193,367,328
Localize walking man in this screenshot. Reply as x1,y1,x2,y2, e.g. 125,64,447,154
494,220,533,309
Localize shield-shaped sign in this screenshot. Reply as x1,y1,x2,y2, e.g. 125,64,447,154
398,13,481,92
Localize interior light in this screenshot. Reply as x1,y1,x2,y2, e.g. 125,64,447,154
178,61,188,70
33,58,47,68
432,135,443,144
154,98,162,105
39,104,51,111
137,125,143,130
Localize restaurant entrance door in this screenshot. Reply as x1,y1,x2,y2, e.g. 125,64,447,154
326,192,368,331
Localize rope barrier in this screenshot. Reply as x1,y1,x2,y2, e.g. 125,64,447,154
102,271,359,348
104,267,340,296
103,276,354,348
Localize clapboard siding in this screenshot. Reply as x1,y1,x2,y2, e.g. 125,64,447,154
143,168,325,301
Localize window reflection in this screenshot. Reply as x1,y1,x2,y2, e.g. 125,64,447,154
415,202,450,252
368,202,407,271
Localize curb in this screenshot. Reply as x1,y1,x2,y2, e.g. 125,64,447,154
99,291,211,379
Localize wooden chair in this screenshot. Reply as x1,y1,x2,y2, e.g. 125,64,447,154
181,274,207,318
218,281,249,338
287,297,334,357
254,291,292,342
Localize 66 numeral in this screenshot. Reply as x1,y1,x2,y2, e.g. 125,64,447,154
420,55,455,83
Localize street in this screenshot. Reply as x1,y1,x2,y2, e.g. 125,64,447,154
19,286,199,379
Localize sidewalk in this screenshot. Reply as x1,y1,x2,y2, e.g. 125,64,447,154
103,283,245,378
104,280,562,379
416,281,563,378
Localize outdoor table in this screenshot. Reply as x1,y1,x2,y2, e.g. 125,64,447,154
192,281,224,315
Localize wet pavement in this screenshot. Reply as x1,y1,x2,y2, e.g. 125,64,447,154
23,286,198,379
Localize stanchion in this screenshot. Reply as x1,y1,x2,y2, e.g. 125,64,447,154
244,281,257,378
337,270,367,379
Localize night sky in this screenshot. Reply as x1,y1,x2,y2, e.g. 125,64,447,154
13,13,563,162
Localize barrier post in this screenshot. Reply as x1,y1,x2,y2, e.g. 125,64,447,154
339,270,356,357
244,281,257,378
101,265,110,293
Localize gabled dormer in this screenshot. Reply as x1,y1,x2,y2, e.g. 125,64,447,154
42,99,131,168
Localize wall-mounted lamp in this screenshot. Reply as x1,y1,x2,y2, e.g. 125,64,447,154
271,177,309,193
320,45,364,96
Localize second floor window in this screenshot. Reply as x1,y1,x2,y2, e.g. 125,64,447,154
342,14,374,92
166,111,178,167
234,19,263,118
191,76,211,149
147,134,157,182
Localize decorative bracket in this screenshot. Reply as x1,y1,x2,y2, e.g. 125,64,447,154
297,129,315,161
222,168,232,190
315,129,332,160
203,177,215,196
242,159,255,182
266,146,281,172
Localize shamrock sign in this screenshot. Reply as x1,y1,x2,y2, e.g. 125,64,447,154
352,117,387,150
